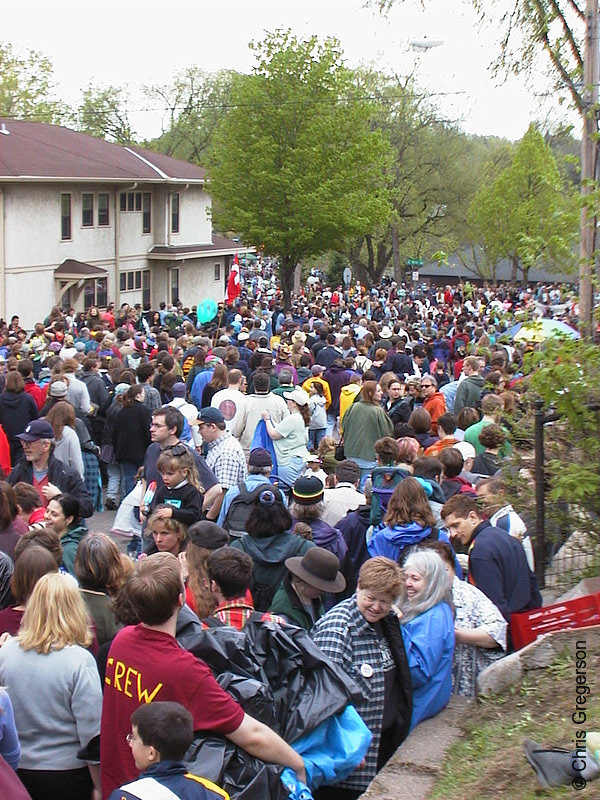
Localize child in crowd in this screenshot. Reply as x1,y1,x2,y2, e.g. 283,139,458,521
150,445,204,527
307,382,327,450
317,436,341,475
13,482,46,526
302,455,328,487
109,701,229,800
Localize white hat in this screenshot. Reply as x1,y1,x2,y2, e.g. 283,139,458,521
283,388,309,407
380,326,393,339
453,441,476,460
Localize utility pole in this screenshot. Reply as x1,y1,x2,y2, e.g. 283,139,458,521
580,0,600,337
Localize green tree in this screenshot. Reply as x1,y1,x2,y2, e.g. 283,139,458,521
145,68,234,164
341,73,493,286
372,0,595,331
467,125,578,283
207,30,392,307
75,83,136,144
0,42,65,123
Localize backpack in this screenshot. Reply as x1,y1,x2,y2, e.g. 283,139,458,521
239,536,308,612
370,466,411,527
222,481,271,538
182,353,196,379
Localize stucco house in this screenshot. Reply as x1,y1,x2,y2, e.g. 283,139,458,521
0,119,250,327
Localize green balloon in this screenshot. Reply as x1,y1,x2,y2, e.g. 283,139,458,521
197,298,218,324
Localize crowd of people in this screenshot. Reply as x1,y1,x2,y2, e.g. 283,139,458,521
0,274,579,799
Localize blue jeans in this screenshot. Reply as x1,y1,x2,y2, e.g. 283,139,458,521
309,429,326,450
276,456,305,496
326,411,336,436
120,461,139,498
106,462,122,501
351,457,377,491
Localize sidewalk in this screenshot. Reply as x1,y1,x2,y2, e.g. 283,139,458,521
360,696,474,800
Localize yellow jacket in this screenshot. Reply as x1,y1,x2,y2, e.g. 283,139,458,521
339,384,362,432
301,376,332,410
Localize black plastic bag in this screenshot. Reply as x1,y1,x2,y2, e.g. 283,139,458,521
186,735,286,800
184,619,363,799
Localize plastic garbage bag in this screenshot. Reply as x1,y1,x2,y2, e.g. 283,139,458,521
186,619,363,740
186,735,286,800
110,481,143,538
281,768,314,800
184,619,365,799
293,706,372,789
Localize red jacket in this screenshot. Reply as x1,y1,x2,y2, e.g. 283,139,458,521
0,425,10,477
24,379,45,411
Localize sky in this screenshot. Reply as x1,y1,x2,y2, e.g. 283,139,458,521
3,0,574,142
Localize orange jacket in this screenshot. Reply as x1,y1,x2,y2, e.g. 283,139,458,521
423,392,446,435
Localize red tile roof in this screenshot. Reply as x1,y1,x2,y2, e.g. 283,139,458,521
0,120,206,182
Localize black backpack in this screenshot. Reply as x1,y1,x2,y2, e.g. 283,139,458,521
222,481,272,538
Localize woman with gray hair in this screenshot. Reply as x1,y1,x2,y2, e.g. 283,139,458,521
399,549,454,731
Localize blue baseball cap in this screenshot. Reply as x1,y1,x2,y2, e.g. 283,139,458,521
198,407,225,425
17,419,55,441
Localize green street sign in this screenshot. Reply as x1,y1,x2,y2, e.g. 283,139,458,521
406,258,424,267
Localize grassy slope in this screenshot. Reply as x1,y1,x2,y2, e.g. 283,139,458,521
430,649,600,799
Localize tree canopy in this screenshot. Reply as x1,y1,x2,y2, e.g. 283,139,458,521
0,42,64,123
145,68,234,164
207,30,392,306
468,124,578,283
75,83,136,144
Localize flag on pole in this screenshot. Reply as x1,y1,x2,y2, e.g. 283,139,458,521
226,253,241,304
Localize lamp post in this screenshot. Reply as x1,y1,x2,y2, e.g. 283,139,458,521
580,0,599,338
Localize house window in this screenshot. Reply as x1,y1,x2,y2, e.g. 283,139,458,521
171,193,180,233
82,193,94,227
61,193,71,240
142,270,151,308
170,268,179,304
84,277,107,309
120,270,145,293
96,277,107,307
120,191,148,231
214,263,221,281
98,193,109,226
142,193,151,233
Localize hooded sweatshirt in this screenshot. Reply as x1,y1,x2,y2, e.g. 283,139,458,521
292,517,348,564
339,384,361,429
368,521,434,563
453,374,485,415
230,532,313,610
60,524,88,576
323,365,351,417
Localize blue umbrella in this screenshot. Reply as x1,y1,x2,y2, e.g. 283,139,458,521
513,318,580,342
